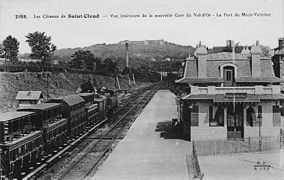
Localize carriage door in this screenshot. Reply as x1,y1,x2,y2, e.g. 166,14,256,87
224,66,234,87
227,104,244,140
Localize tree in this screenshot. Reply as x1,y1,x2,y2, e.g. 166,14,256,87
0,43,4,57
260,45,273,57
103,58,118,76
2,35,20,63
70,50,99,71
25,31,56,64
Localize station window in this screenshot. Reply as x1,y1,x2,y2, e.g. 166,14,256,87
273,105,281,126
210,106,224,127
191,106,199,126
246,106,255,127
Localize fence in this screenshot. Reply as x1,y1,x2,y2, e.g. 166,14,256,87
194,136,281,156
0,64,96,75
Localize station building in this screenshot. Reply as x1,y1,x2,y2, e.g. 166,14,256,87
176,41,284,141
16,91,44,108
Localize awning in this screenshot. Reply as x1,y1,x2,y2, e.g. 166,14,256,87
236,77,282,83
182,94,214,100
176,77,223,84
182,94,284,102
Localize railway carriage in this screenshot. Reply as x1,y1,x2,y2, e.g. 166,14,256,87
105,90,118,116
0,89,122,179
79,93,99,128
17,103,68,155
0,112,43,178
47,95,86,140
94,95,107,120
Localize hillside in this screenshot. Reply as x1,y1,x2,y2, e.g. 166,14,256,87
19,40,195,73
0,72,148,113
53,40,194,62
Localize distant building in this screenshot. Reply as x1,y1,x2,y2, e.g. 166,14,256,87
272,38,284,78
210,40,251,54
16,91,44,108
19,58,42,63
176,41,284,141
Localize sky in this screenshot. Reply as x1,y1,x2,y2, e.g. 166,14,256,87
0,0,283,54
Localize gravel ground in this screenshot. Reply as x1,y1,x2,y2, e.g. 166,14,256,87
198,150,284,180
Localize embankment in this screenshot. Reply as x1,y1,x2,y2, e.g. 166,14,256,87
0,72,148,113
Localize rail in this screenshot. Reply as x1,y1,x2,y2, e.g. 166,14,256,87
22,83,161,180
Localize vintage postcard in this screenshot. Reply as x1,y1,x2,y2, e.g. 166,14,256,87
0,0,284,179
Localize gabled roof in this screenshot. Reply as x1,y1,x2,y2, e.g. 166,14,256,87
0,111,35,122
49,95,85,107
16,91,43,100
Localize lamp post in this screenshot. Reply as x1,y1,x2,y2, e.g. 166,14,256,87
0,147,3,180
257,114,262,151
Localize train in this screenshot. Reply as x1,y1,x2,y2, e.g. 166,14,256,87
0,91,118,179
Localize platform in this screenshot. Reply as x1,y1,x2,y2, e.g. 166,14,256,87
90,90,191,180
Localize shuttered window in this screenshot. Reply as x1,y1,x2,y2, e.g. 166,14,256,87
209,106,215,126
191,106,199,126
256,106,263,126
273,105,281,126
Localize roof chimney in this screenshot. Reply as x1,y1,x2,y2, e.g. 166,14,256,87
241,46,250,56
251,40,262,77
194,42,208,78
226,40,234,47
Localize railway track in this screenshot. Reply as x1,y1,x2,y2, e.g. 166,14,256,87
57,88,158,180
23,83,160,180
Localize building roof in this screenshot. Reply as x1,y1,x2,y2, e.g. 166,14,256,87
211,46,249,54
50,95,85,107
206,52,249,60
0,111,35,122
17,103,61,111
176,52,279,84
16,91,43,100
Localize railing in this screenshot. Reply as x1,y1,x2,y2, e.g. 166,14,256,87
193,136,281,156
191,85,280,95
216,87,256,94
